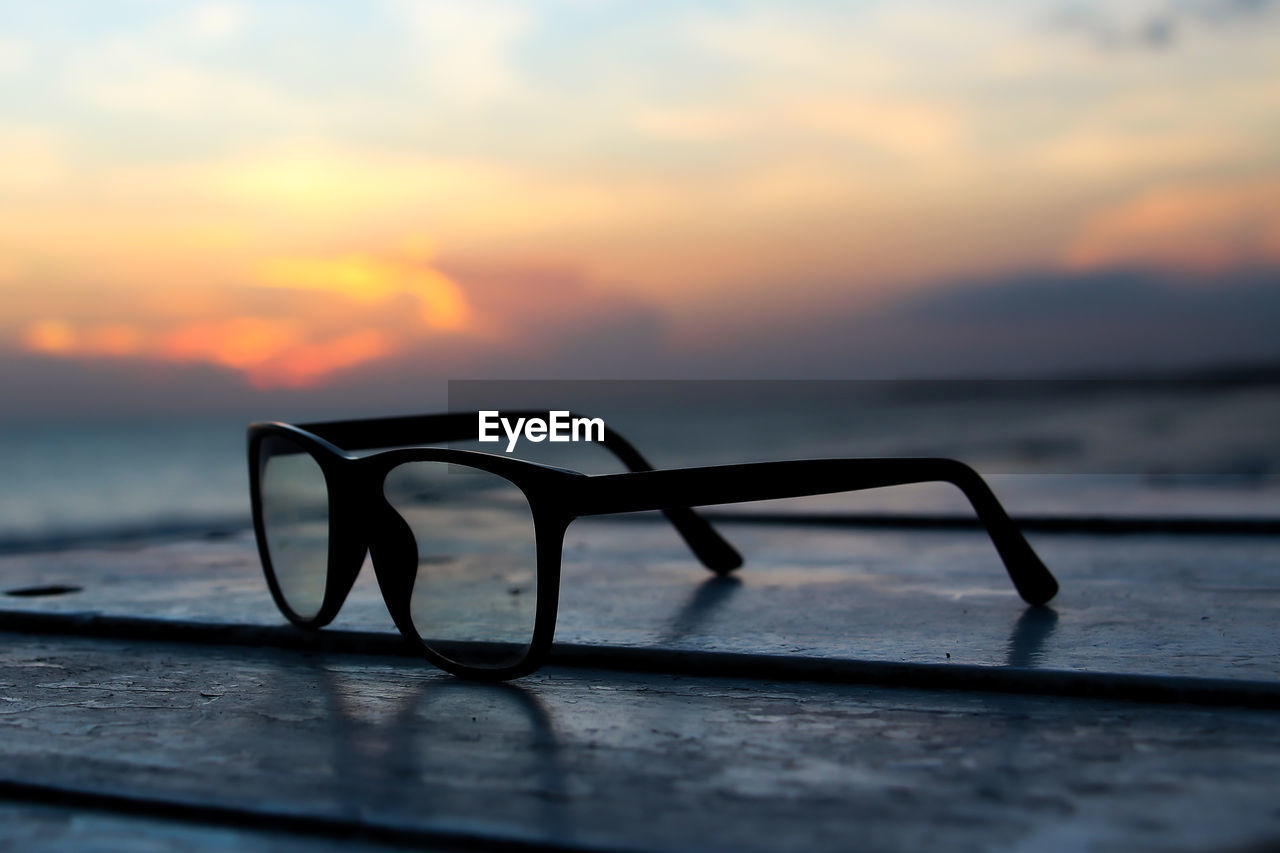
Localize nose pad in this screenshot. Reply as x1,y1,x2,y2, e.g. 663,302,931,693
367,503,422,640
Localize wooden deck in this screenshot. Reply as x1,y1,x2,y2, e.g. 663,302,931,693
2,511,1278,851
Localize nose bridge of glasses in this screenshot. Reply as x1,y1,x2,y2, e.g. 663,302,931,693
329,458,414,621
361,490,423,639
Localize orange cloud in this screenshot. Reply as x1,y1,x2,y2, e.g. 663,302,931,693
159,316,304,372
259,329,391,389
22,320,77,355
1066,178,1280,271
23,320,144,357
159,317,392,389
257,253,470,331
11,249,673,389
20,315,393,390
82,324,146,357
13,251,477,389
634,96,959,157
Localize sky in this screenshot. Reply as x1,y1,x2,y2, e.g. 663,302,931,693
1,0,1278,419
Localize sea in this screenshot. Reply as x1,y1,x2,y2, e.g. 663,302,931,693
2,379,1278,550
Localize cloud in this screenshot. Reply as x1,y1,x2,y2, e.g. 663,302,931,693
0,353,261,423
187,2,248,40
633,96,961,158
160,319,391,388
10,248,475,389
17,313,398,390
7,254,669,392
0,36,32,76
320,261,671,385
172,141,653,236
676,266,1280,378
680,6,897,82
68,60,299,120
437,261,667,369
5,262,1279,421
1028,130,1247,181
1065,178,1280,270
0,127,69,196
1053,0,1279,50
878,267,1280,373
258,254,470,331
394,0,532,103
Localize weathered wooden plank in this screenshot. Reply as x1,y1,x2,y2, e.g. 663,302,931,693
1,632,1278,852
2,520,1278,682
0,800,434,853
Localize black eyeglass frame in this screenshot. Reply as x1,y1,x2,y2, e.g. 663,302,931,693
248,413,1059,681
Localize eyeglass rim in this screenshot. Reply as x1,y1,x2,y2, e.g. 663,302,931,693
249,421,577,680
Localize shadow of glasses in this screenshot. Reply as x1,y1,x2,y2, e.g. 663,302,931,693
660,575,744,645
1005,607,1060,669
306,661,570,839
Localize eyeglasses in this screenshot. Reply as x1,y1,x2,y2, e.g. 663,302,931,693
248,412,1058,681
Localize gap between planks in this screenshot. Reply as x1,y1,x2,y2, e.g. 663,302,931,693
2,611,1278,710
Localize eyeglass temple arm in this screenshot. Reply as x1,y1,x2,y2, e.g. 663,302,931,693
298,411,743,574
569,458,1058,606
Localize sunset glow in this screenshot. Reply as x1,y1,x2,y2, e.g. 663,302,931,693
13,249,474,387
21,313,395,389
1065,178,1280,271
259,255,471,331
2,1,1278,395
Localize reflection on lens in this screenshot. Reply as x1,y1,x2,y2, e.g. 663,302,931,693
384,462,537,670
260,436,329,620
